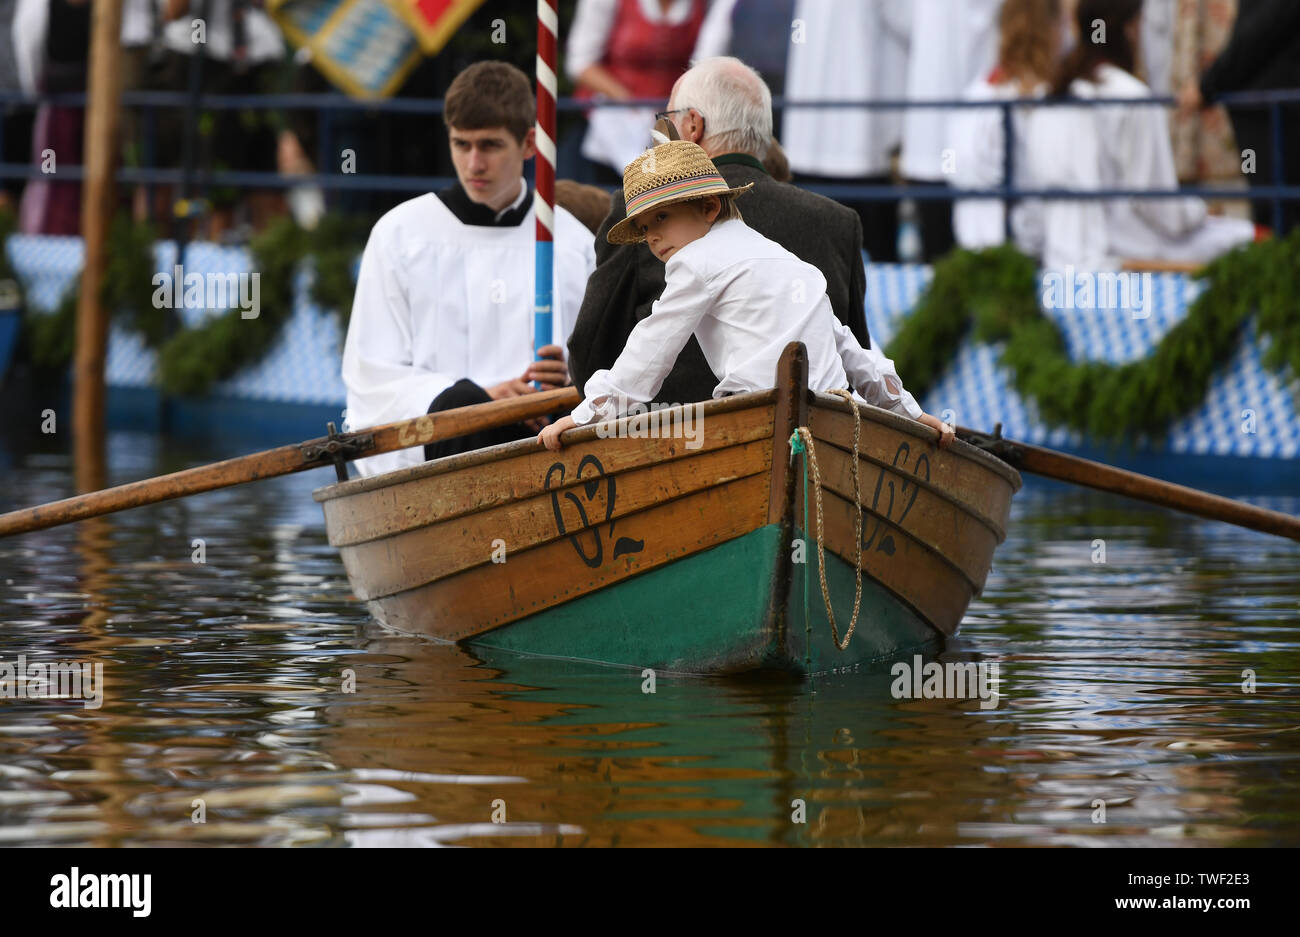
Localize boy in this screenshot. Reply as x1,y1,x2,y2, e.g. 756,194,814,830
540,141,953,451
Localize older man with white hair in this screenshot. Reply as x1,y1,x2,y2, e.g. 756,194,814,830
567,56,870,406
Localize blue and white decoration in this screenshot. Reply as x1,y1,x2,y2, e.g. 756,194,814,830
6,235,1298,462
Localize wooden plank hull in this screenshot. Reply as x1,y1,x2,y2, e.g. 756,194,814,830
314,356,1021,675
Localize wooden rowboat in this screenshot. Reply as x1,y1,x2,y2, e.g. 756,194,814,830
313,344,1021,675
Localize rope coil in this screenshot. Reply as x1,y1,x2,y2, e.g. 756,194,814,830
790,389,864,650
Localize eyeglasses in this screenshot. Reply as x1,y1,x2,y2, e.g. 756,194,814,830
654,108,702,123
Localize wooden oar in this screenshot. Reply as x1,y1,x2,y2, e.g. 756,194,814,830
957,423,1300,542
0,387,580,538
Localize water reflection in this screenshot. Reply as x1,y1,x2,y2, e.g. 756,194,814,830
0,431,1297,846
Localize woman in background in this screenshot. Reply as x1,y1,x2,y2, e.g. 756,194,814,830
949,0,1064,253
566,0,707,181
1026,0,1257,269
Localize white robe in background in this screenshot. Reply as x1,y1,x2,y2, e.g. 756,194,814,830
949,75,1046,254
782,0,910,178
1140,0,1176,96
1025,64,1256,270
898,0,999,181
342,190,596,477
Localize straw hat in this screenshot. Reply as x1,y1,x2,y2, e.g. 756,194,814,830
607,141,753,245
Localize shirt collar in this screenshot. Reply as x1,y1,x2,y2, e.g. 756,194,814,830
711,152,769,175
494,178,529,221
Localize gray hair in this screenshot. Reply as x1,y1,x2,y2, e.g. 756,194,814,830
673,56,772,159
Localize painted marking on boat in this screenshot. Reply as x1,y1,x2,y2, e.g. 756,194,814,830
544,455,646,568
861,441,931,558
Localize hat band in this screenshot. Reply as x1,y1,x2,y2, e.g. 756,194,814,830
625,174,728,216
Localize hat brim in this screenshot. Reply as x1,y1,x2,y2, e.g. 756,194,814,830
607,182,754,245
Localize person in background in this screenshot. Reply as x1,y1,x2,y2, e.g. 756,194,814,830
566,0,707,181
342,62,595,478
1179,0,1300,237
762,137,792,183
691,0,796,96
1139,0,1176,96
782,0,910,262
13,0,89,236
0,0,34,214
158,0,287,237
1027,0,1257,270
949,0,1063,253
555,179,614,235
899,0,1002,262
568,56,870,408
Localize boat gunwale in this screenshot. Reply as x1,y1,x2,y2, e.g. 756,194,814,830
807,428,1012,544
313,390,779,502
808,391,1024,492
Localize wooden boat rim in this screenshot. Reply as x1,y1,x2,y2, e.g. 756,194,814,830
314,389,779,502
808,390,1023,491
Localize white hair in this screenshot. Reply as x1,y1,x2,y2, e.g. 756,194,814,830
672,56,772,159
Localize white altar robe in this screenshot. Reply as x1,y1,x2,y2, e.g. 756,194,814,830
342,190,596,477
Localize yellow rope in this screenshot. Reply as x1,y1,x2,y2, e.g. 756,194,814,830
794,389,864,651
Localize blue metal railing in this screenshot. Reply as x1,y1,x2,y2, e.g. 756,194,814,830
1,88,1296,234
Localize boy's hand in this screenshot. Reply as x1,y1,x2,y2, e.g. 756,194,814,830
539,415,577,451
918,412,955,449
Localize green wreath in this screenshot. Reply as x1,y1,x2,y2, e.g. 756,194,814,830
6,205,1299,442
2,205,368,395
885,235,1300,441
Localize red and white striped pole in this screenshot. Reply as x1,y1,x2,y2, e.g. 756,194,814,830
533,0,558,377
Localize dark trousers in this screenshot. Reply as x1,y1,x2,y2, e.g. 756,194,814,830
1228,106,1300,236
907,179,957,262
423,379,534,461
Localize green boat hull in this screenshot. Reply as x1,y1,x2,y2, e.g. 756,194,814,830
469,524,943,675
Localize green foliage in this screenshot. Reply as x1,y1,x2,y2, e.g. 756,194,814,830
886,235,1300,441
5,205,367,393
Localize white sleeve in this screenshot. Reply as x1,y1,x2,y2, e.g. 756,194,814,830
1115,104,1206,238
14,0,48,95
692,0,737,60
566,0,619,81
834,318,924,420
341,223,458,475
572,261,712,425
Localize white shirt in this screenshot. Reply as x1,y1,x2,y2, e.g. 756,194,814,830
343,186,597,477
161,0,285,63
1025,64,1255,269
573,219,922,425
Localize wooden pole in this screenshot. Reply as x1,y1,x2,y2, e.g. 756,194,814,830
0,387,579,537
73,0,126,494
958,426,1300,542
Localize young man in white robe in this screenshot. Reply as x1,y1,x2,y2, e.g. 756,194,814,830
342,62,597,478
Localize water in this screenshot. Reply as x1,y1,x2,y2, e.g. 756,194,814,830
1,429,1298,847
